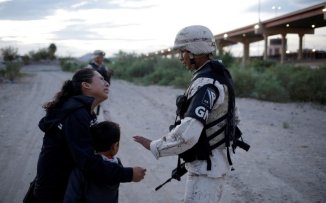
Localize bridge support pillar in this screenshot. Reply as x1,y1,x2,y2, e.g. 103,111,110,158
281,33,287,64
242,40,250,65
298,33,304,60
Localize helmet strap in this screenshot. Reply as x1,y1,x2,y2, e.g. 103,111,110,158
189,53,196,70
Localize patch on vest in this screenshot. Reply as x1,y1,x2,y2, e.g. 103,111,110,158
201,88,216,109
195,106,209,120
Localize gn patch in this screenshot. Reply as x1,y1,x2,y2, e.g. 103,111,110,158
195,106,209,120
201,88,216,109
184,86,218,124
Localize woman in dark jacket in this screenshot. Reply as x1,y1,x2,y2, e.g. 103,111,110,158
33,68,146,203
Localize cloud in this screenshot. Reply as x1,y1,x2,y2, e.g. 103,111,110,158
0,0,156,20
51,25,101,41
0,0,74,20
73,0,156,10
0,0,324,57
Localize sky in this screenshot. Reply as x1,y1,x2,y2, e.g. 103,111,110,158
0,0,325,58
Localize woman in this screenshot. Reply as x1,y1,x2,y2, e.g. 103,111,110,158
33,68,146,202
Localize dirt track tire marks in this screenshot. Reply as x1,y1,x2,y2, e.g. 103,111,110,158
0,65,71,203
0,64,325,203
107,80,185,203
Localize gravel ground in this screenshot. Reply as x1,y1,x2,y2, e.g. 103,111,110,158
0,64,325,203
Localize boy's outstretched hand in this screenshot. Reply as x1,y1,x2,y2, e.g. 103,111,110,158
133,136,152,150
132,167,146,182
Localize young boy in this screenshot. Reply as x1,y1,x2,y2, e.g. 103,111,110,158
64,121,127,203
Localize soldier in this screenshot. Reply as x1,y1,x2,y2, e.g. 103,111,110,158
134,25,240,203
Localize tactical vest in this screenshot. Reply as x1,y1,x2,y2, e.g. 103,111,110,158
177,60,241,170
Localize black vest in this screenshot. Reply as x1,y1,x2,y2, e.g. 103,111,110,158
178,60,236,169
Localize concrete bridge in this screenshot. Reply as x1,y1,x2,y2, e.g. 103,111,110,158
148,2,326,64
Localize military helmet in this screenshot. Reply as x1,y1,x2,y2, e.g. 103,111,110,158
173,25,216,55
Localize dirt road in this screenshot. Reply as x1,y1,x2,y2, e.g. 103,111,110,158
0,64,325,203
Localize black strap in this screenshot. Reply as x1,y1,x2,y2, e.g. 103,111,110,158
210,137,225,150
205,114,227,129
96,105,100,115
207,125,226,141
177,156,182,170
206,157,212,170
226,147,234,170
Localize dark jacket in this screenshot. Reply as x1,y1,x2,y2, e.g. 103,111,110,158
34,95,132,203
64,158,123,203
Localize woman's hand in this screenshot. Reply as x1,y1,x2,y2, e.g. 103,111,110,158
133,135,152,150
132,167,146,182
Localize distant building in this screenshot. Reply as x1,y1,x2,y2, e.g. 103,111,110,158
268,38,287,56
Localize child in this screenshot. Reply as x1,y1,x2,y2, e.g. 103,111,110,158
64,121,132,203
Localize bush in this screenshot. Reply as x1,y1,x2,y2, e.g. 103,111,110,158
60,58,85,72
4,61,23,81
247,59,277,73
111,52,190,88
171,74,191,88
287,66,326,104
229,62,326,104
253,71,289,102
110,51,139,79
31,48,49,61
0,47,22,82
218,51,235,68
268,64,294,89
142,58,190,87
126,59,155,78
109,51,325,104
1,46,18,62
21,54,30,65
229,66,257,97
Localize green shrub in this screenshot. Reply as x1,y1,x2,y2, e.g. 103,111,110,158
152,58,188,85
311,68,326,104
268,64,294,89
247,59,276,73
229,65,257,97
218,51,235,68
145,58,190,86
287,66,326,104
60,59,84,72
0,69,5,79
230,63,326,104
21,55,30,65
171,74,191,88
4,61,23,81
110,51,139,79
111,52,190,88
108,51,325,104
31,48,49,61
1,47,18,62
126,59,155,78
253,71,289,102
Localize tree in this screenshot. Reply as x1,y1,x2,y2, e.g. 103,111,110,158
48,43,57,60
218,51,235,68
1,46,18,62
0,46,22,82
31,48,48,61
